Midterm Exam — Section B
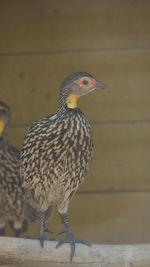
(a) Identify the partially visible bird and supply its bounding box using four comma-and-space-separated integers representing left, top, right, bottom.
0, 101, 27, 237
21, 71, 104, 260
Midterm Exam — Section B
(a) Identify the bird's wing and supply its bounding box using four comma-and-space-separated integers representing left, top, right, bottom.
20, 114, 72, 188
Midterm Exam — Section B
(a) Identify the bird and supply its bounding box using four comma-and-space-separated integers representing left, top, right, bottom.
0, 100, 27, 237
20, 71, 104, 261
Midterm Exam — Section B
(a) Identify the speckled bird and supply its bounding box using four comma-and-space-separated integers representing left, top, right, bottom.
0, 101, 27, 237
20, 71, 104, 260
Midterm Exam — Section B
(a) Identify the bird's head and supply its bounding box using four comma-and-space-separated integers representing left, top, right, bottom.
59, 71, 105, 109
0, 101, 10, 137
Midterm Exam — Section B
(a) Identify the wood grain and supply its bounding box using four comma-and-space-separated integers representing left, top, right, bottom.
1, 49, 150, 125
0, 0, 150, 54
1, 237, 150, 267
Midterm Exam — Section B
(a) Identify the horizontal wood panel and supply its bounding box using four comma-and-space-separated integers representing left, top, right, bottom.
1, 49, 150, 125
9, 122, 150, 191
0, 0, 150, 54
5, 193, 150, 243
89, 122, 150, 191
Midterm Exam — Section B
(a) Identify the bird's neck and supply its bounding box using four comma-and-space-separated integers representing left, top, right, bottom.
66, 94, 79, 109
59, 90, 80, 111
0, 119, 5, 136
0, 119, 9, 143
57, 99, 81, 119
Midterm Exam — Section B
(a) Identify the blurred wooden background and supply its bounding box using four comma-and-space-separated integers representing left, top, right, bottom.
0, 0, 150, 244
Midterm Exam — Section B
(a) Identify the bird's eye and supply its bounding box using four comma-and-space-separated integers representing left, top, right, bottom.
82, 80, 89, 85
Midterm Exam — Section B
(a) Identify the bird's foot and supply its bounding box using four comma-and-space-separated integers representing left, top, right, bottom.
49, 227, 65, 241
43, 226, 53, 234
39, 233, 45, 247
56, 230, 91, 261
39, 226, 53, 247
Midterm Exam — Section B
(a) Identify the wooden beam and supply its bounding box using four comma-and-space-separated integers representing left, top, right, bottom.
0, 237, 150, 267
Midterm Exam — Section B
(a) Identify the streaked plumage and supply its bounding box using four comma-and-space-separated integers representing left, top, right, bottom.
0, 101, 27, 236
21, 71, 104, 260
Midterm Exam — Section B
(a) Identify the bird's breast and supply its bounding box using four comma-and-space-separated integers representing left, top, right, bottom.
21, 110, 94, 195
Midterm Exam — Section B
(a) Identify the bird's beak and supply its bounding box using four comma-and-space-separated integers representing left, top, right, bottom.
96, 80, 105, 90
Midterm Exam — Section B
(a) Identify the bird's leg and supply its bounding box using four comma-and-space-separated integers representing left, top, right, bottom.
39, 211, 46, 247
39, 211, 53, 247
9, 219, 28, 237
56, 213, 91, 261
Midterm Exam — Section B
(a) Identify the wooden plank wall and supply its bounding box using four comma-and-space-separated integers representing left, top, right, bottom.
0, 0, 150, 244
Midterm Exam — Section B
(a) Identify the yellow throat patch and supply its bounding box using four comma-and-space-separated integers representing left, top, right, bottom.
0, 119, 4, 136
66, 94, 79, 109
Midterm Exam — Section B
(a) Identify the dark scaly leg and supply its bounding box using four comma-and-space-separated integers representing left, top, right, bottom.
56, 213, 91, 261
39, 211, 46, 247
39, 211, 53, 247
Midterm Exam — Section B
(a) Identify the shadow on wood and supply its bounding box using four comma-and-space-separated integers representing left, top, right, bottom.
0, 237, 150, 267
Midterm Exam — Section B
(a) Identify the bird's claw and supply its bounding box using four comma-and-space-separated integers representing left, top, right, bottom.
39, 226, 53, 247
56, 234, 75, 261
57, 227, 66, 236
39, 234, 45, 247
56, 231, 91, 261
44, 226, 53, 234
49, 227, 65, 241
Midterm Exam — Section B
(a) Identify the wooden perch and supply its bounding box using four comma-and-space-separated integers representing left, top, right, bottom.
0, 237, 150, 267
